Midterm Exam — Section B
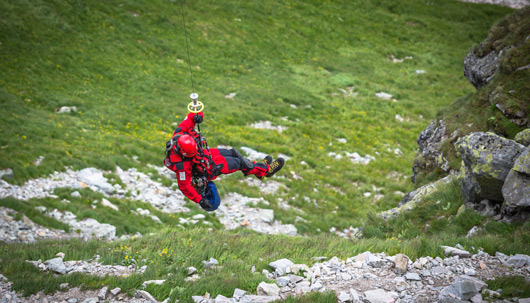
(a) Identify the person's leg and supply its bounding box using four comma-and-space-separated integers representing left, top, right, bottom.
216, 148, 269, 178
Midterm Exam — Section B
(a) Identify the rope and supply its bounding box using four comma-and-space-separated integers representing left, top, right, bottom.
180, 0, 194, 93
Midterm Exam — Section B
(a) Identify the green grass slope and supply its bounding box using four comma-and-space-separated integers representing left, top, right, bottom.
0, 0, 514, 234
2, 1, 530, 301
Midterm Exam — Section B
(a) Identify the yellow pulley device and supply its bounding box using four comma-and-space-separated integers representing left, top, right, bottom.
188, 93, 204, 113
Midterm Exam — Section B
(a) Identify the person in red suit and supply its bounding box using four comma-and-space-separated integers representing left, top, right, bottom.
164, 111, 285, 210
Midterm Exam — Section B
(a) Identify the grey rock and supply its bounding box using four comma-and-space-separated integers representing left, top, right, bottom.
405, 272, 421, 281
71, 191, 81, 198
77, 168, 115, 194
394, 277, 407, 292
0, 168, 14, 180
269, 258, 294, 275
142, 279, 166, 288
506, 254, 529, 268
364, 289, 395, 303
214, 294, 231, 303
44, 257, 67, 274
412, 119, 449, 183
98, 287, 108, 300
464, 268, 477, 276
67, 299, 78, 303
350, 289, 361, 302
233, 288, 246, 299
81, 298, 99, 303
257, 282, 280, 296
442, 246, 471, 258
466, 226, 483, 238
515, 129, 530, 147
57, 106, 78, 113
366, 253, 385, 268
192, 296, 205, 303
439, 280, 479, 302
455, 275, 487, 291
138, 290, 157, 303
276, 277, 290, 287
513, 146, 530, 175
338, 291, 351, 302
72, 218, 116, 240
393, 254, 409, 274
310, 281, 323, 291
110, 287, 121, 296
188, 266, 197, 276
259, 209, 274, 224
202, 258, 218, 268
464, 43, 498, 89
381, 175, 454, 219
476, 199, 498, 217
470, 293, 483, 303
456, 132, 525, 204
502, 147, 530, 209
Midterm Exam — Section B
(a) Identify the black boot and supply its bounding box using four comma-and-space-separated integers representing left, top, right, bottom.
266, 158, 285, 178
261, 155, 273, 166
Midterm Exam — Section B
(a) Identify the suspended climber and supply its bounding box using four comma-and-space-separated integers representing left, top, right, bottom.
164, 94, 285, 211
165, 5, 284, 210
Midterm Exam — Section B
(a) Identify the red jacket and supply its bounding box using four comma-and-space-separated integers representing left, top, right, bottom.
164, 112, 208, 203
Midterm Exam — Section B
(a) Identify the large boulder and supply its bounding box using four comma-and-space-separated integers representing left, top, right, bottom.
456, 132, 525, 205
501, 146, 530, 221
464, 42, 498, 89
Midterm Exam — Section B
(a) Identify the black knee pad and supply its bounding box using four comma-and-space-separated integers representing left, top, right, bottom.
232, 148, 254, 170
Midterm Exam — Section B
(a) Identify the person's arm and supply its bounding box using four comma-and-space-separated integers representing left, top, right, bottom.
174, 112, 204, 136
176, 162, 202, 203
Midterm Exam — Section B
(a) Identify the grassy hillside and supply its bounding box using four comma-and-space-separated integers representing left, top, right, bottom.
2, 1, 529, 301
0, 0, 514, 234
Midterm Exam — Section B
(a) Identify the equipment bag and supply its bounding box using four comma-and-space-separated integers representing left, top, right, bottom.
202, 181, 221, 211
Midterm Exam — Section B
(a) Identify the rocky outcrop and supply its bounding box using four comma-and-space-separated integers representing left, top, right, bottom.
464, 42, 499, 89
455, 132, 525, 205
412, 120, 452, 183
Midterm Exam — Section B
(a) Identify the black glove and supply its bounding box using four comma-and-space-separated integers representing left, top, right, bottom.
199, 198, 213, 211
193, 114, 203, 124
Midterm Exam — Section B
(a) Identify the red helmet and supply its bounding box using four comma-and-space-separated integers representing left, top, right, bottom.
177, 134, 197, 157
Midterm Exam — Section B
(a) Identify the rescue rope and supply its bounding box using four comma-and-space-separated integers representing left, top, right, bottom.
179, 0, 194, 93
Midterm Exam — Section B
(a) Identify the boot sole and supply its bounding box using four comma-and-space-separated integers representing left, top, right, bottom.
266, 158, 285, 178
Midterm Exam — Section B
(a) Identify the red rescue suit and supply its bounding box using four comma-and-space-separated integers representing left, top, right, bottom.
164, 112, 268, 203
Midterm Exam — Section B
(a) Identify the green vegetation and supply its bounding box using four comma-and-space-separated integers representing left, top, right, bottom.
486, 276, 530, 299
1, 0, 528, 301
0, 0, 513, 234
2, 220, 529, 302
429, 7, 530, 177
